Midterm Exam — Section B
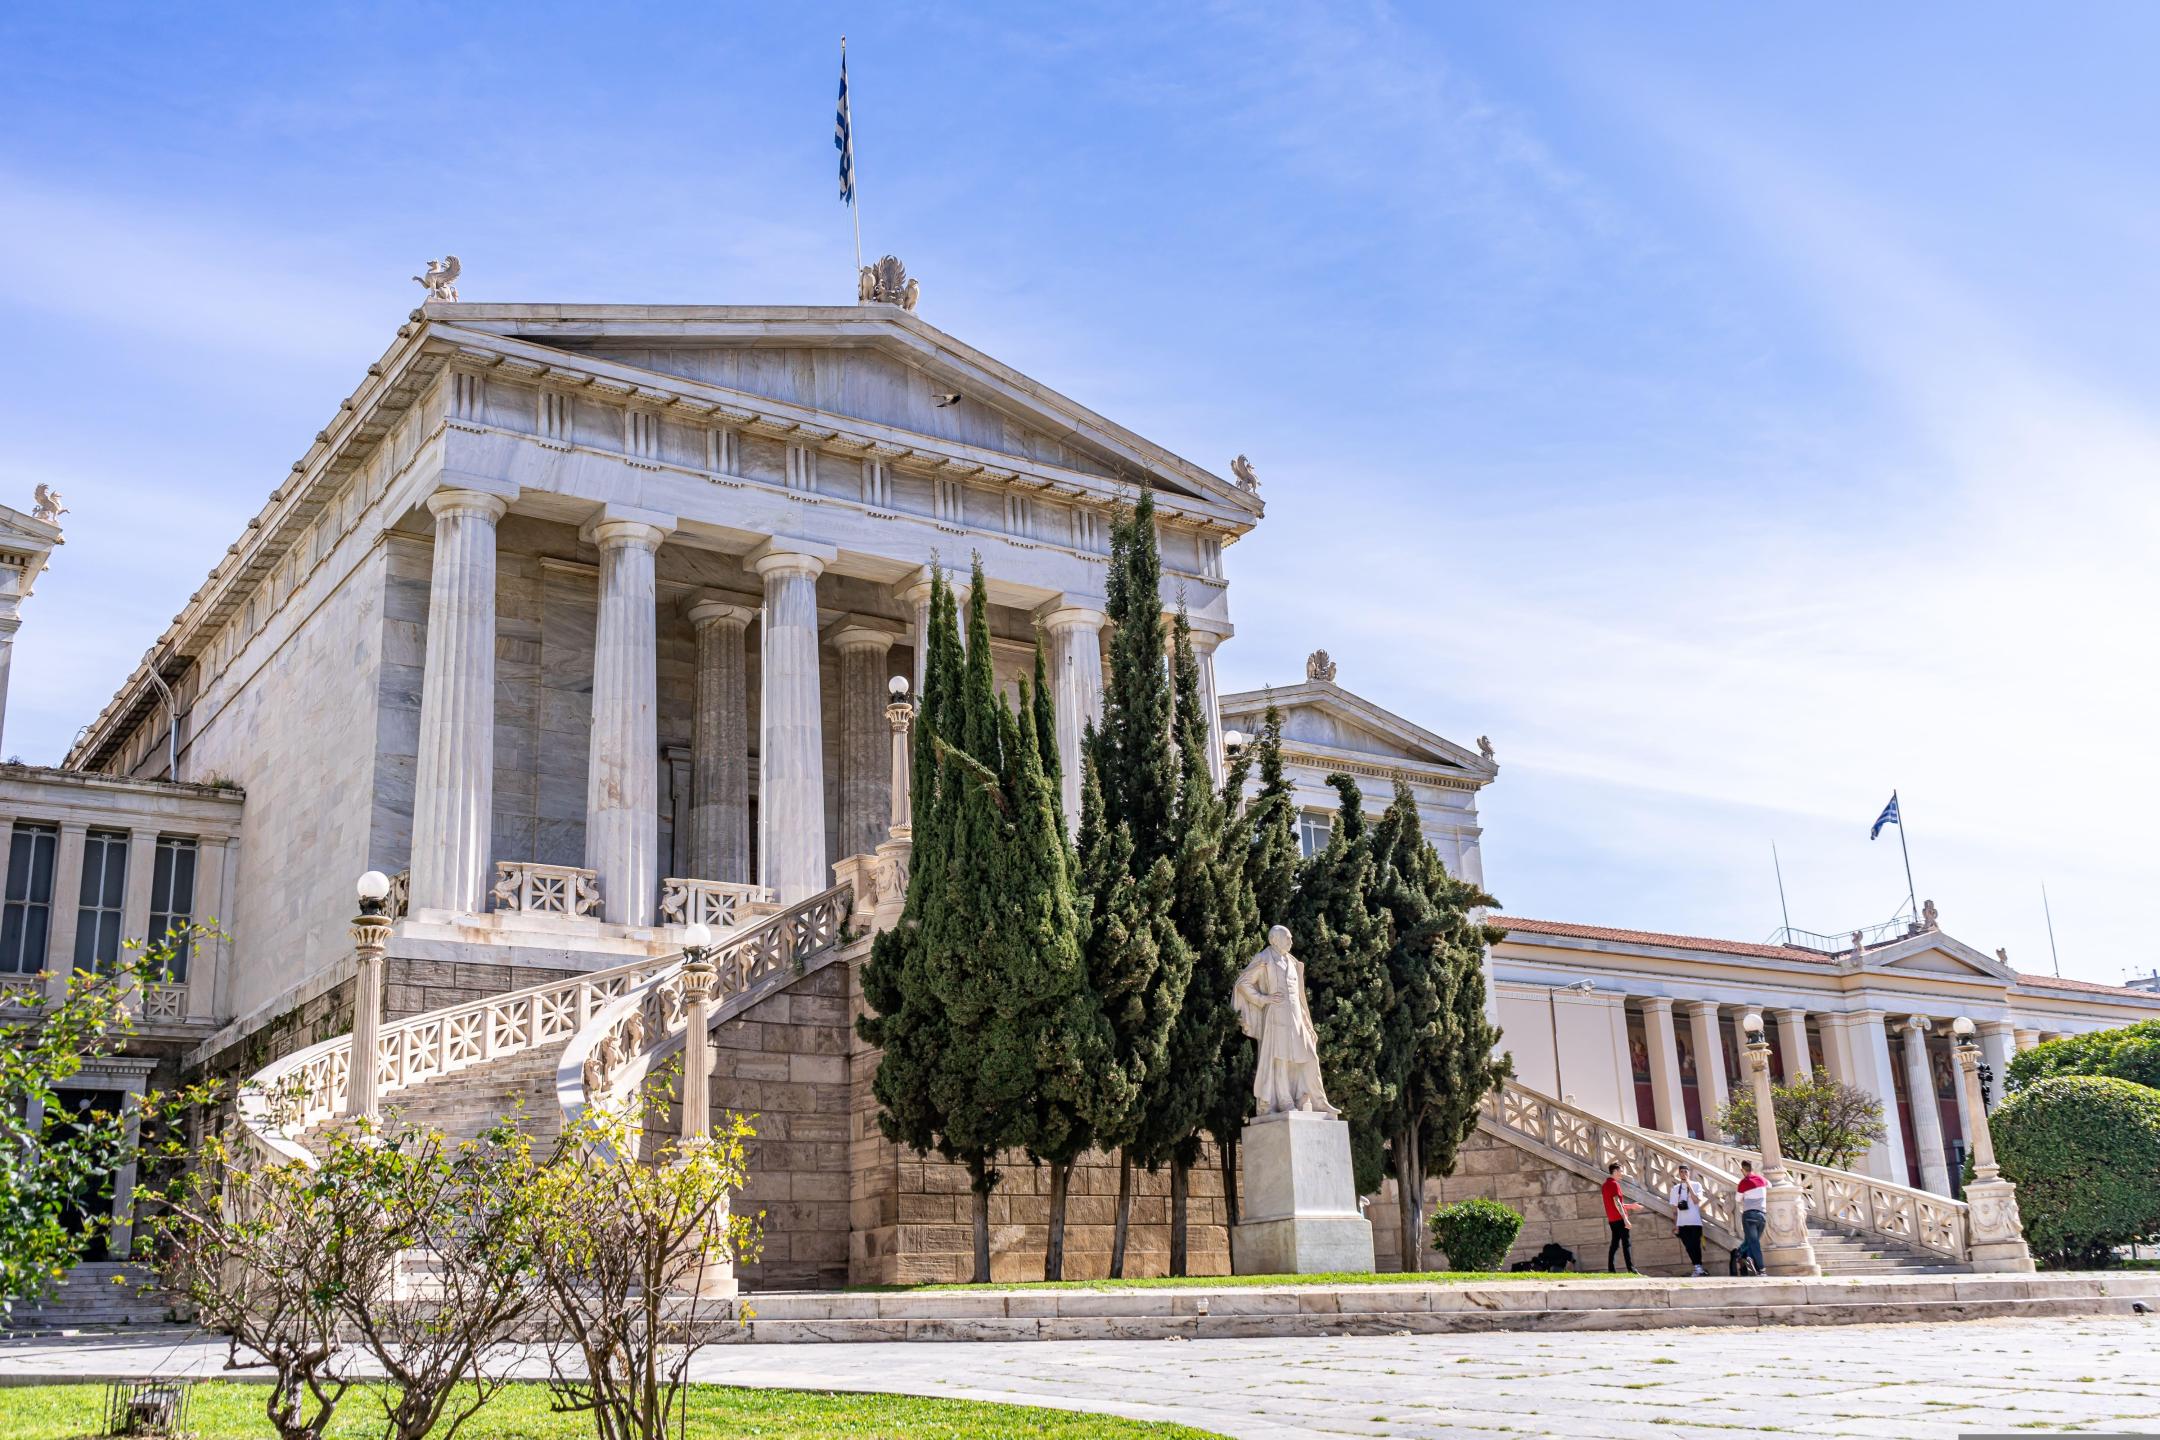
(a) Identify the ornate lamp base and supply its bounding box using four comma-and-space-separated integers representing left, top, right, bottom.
1761, 1180, 1821, 1277
1963, 1178, 2038, 1273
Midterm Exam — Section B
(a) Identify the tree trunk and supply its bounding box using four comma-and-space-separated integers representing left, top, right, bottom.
1220, 1134, 1240, 1228
1397, 1125, 1423, 1273
1108, 1148, 1133, 1278
1169, 1154, 1190, 1277
1045, 1160, 1071, 1281
968, 1155, 993, 1284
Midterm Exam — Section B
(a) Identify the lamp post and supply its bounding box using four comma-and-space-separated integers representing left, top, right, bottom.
1741, 1010, 1820, 1275
678, 921, 715, 1146
346, 870, 394, 1122
1950, 1017, 2037, 1271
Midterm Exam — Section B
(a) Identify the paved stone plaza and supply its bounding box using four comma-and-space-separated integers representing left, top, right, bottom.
4, 1316, 2152, 1437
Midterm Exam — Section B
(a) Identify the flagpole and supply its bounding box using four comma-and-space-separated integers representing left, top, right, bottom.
2042, 882, 2062, 977
1893, 790, 1918, 923
1771, 842, 1792, 938
843, 36, 862, 275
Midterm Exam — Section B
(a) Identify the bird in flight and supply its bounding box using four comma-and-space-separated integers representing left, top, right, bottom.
933, 392, 962, 408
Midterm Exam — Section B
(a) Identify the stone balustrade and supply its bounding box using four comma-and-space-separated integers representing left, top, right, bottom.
491, 860, 602, 919
235, 952, 676, 1166
559, 882, 854, 1135
658, 876, 771, 930
1663, 1133, 1970, 1263
1484, 1079, 1743, 1248
0, 974, 38, 1009
385, 868, 411, 920
139, 983, 188, 1022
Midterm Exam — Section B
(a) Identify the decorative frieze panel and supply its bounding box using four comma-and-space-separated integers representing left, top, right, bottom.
1003, 492, 1034, 537
449, 371, 486, 422
625, 410, 661, 463
490, 860, 602, 919
706, 426, 738, 474
933, 477, 964, 524
139, 983, 188, 1022
861, 458, 892, 508
784, 443, 817, 492
658, 877, 771, 930
1071, 507, 1103, 552
538, 390, 573, 446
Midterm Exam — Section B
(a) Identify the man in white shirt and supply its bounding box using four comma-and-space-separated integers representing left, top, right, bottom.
1668, 1164, 1707, 1277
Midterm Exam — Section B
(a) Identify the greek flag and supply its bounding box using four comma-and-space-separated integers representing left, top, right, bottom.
1870, 793, 1900, 841
835, 47, 856, 205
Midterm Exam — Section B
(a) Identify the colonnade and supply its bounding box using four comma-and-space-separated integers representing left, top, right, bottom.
403, 491, 1157, 921
1620, 994, 2060, 1196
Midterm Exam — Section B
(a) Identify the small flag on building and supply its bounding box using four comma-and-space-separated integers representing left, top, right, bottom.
835, 43, 856, 206
1870, 792, 1900, 841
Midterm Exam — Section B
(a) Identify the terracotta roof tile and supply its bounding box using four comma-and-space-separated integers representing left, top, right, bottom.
1490, 916, 1831, 965
2014, 972, 2160, 1003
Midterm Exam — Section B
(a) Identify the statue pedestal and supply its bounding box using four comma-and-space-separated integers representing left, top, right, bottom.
1230, 1111, 1375, 1276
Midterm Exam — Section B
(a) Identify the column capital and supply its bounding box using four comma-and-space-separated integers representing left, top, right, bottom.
1639, 994, 1675, 1015
1901, 1014, 1935, 1035
1037, 597, 1109, 631
1680, 998, 1721, 1017
1780, 1005, 1809, 1019
827, 621, 898, 655
750, 536, 837, 580
1978, 1018, 2018, 1038
895, 562, 972, 604
684, 591, 757, 630
582, 506, 675, 551
426, 487, 511, 524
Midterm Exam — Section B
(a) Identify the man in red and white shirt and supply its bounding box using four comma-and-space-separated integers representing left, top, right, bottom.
1735, 1159, 1770, 1275
1600, 1161, 1639, 1274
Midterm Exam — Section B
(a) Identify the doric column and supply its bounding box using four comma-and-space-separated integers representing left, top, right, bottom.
1683, 1000, 1729, 1132
1978, 1021, 2017, 1111
1038, 600, 1107, 834
900, 566, 969, 699
1640, 998, 1685, 1134
1841, 1012, 1911, 1185
1776, 1009, 1812, 1077
1900, 1017, 1952, 1194
832, 625, 896, 861
584, 512, 672, 926
1189, 629, 1225, 784
752, 539, 836, 903
409, 488, 508, 914
685, 596, 754, 884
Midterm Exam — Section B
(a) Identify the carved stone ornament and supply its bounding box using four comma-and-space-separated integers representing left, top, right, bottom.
1231, 454, 1260, 493
31, 484, 66, 523
857, 255, 920, 312
1477, 735, 1495, 761
412, 255, 461, 303
1304, 649, 1337, 684
1922, 898, 1939, 930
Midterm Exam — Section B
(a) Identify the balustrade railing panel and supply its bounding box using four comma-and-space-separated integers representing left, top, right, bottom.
658, 877, 771, 930
1659, 1131, 1968, 1261
491, 861, 602, 918
1483, 1080, 1743, 1244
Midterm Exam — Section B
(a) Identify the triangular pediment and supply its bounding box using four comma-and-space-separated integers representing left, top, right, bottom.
434, 305, 1260, 520
0, 500, 62, 592
1862, 931, 2015, 982
1221, 679, 1496, 784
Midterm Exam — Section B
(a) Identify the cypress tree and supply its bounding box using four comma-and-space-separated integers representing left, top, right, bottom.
1143, 606, 1261, 1273
1368, 782, 1510, 1269
1289, 774, 1397, 1196
1078, 489, 1191, 1276
1245, 705, 1301, 931
861, 559, 1098, 1283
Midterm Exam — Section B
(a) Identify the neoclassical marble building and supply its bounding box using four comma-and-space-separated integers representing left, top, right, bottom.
8, 275, 2155, 1298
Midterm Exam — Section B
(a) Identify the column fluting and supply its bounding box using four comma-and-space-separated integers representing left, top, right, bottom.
833, 626, 895, 862
584, 518, 668, 925
686, 598, 754, 884
755, 546, 829, 903
409, 488, 508, 914
1900, 1017, 1953, 1194
1040, 603, 1107, 834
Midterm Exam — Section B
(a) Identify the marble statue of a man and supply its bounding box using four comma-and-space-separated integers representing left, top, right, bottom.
1233, 925, 1337, 1117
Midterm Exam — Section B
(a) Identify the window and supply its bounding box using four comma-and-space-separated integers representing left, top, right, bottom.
0, 824, 57, 975
73, 831, 129, 973
147, 837, 198, 982
1297, 811, 1334, 859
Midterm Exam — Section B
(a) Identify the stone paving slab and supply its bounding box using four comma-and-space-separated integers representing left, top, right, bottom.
4, 1315, 2158, 1437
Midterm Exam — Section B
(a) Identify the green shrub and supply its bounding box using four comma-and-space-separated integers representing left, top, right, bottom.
2006, 1020, 2160, 1095
1992, 1075, 2160, 1268
1427, 1197, 1523, 1271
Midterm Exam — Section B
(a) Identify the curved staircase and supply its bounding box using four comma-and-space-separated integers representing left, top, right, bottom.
1482, 1080, 1977, 1276
239, 883, 857, 1167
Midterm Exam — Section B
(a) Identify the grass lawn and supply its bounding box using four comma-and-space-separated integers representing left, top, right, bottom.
0, 1382, 1222, 1440
854, 1269, 1621, 1292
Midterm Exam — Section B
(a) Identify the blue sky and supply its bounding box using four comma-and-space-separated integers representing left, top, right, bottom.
3, 4, 2155, 985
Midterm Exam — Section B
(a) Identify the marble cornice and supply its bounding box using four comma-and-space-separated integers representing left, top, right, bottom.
1277, 745, 1486, 794
424, 322, 1256, 538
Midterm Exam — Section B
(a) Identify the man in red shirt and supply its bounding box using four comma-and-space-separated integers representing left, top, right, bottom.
1735, 1159, 1770, 1275
1600, 1161, 1638, 1273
